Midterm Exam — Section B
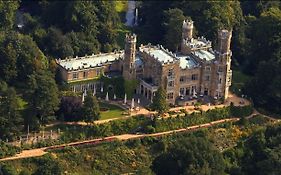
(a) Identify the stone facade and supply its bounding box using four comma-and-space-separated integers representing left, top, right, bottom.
56, 19, 232, 106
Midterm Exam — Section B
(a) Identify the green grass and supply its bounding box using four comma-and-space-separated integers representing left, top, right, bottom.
115, 1, 128, 13
115, 1, 128, 24
99, 102, 126, 120
230, 70, 252, 95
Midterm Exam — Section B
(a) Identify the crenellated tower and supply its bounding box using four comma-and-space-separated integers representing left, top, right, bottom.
123, 33, 137, 80
182, 19, 193, 40
181, 19, 194, 54
213, 29, 232, 99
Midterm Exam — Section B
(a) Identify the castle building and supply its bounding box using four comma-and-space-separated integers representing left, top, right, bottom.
56, 20, 232, 105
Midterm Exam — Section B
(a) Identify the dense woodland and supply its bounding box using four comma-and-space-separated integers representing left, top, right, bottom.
0, 1, 281, 174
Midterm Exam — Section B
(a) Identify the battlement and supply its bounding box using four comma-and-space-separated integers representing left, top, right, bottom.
218, 29, 232, 39
125, 33, 137, 43
217, 29, 232, 54
139, 44, 178, 65
56, 51, 124, 71
182, 19, 194, 29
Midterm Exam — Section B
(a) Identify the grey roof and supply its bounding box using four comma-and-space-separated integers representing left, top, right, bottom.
193, 50, 215, 61
176, 54, 198, 69
140, 45, 177, 64
57, 51, 124, 70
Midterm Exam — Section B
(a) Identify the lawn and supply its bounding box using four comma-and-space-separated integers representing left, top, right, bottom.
115, 1, 128, 13
99, 102, 126, 120
230, 70, 252, 95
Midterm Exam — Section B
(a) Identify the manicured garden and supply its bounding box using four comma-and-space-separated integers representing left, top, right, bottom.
99, 102, 126, 120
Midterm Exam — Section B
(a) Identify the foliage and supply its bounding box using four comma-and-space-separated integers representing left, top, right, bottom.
230, 102, 253, 117
225, 123, 281, 175
0, 1, 19, 30
0, 86, 23, 140
0, 32, 48, 84
33, 155, 63, 175
124, 79, 138, 99
152, 87, 169, 115
0, 141, 21, 159
26, 71, 60, 125
100, 75, 125, 98
151, 136, 225, 175
57, 96, 83, 122
82, 95, 100, 124
163, 8, 186, 51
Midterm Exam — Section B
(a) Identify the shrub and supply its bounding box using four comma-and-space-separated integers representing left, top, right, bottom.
230, 103, 253, 117
0, 141, 22, 159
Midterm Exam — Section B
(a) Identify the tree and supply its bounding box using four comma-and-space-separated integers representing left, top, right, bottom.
0, 37, 18, 82
152, 136, 225, 175
0, 1, 19, 30
0, 86, 23, 140
44, 27, 74, 58
64, 1, 99, 35
152, 87, 169, 115
0, 32, 48, 84
163, 8, 186, 51
82, 95, 100, 124
26, 71, 60, 125
57, 96, 83, 122
34, 156, 63, 175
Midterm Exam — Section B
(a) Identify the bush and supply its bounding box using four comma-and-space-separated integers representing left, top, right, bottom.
0, 164, 17, 175
230, 103, 253, 117
0, 141, 22, 159
144, 125, 156, 134
33, 155, 63, 175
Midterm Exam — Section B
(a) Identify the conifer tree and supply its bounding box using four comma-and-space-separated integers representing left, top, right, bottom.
152, 87, 169, 115
82, 95, 100, 124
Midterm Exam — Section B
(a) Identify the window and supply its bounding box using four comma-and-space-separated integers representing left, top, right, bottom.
73, 72, 78, 79
168, 69, 174, 77
96, 69, 101, 76
180, 88, 185, 95
83, 71, 88, 78
205, 75, 210, 81
167, 93, 174, 99
205, 66, 211, 72
219, 78, 222, 84
191, 74, 198, 80
168, 81, 174, 87
180, 76, 185, 83
218, 66, 223, 72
